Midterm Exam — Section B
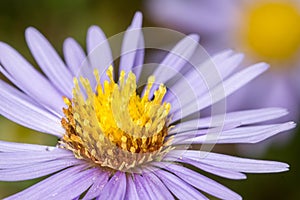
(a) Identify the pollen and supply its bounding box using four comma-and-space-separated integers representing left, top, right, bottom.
59, 66, 172, 172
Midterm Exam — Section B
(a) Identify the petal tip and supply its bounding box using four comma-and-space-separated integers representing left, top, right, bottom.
187, 34, 200, 43
87, 25, 102, 36
25, 26, 39, 38
259, 62, 270, 70
133, 11, 143, 22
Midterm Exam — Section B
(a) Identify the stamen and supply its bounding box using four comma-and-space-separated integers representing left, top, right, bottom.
59, 66, 172, 172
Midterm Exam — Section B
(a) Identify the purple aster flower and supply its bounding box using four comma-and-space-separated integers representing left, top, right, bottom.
0, 12, 296, 199
145, 0, 300, 121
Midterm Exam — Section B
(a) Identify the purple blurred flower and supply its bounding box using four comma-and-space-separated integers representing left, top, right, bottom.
0, 12, 296, 199
145, 0, 300, 121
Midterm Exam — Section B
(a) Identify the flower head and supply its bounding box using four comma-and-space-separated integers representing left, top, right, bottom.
145, 0, 300, 120
145, 0, 300, 156
243, 2, 300, 60
60, 66, 171, 172
146, 0, 300, 62
0, 12, 296, 199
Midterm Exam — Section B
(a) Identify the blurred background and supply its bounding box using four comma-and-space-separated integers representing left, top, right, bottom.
0, 0, 299, 199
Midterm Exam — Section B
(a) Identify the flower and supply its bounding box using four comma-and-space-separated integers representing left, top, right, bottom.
0, 12, 296, 199
145, 0, 300, 120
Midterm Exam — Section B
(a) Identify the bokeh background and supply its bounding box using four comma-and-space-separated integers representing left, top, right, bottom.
0, 0, 299, 199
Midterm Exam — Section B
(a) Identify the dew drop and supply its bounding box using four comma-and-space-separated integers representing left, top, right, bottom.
46, 146, 56, 151
51, 192, 58, 197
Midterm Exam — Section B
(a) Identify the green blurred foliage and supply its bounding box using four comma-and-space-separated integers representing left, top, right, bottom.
0, 0, 143, 60
0, 0, 299, 199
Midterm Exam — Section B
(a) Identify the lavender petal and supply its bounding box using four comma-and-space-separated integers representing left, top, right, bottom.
170, 107, 289, 133
143, 172, 175, 200
163, 163, 242, 200
173, 122, 295, 145
86, 25, 113, 84
82, 171, 110, 200
4, 164, 88, 200
153, 169, 209, 200
167, 150, 290, 173
63, 37, 87, 77
171, 62, 269, 121
0, 80, 64, 136
25, 27, 73, 97
147, 34, 199, 98
0, 43, 64, 115
0, 158, 83, 181
97, 171, 126, 200
124, 175, 139, 200
119, 12, 144, 77
0, 148, 73, 166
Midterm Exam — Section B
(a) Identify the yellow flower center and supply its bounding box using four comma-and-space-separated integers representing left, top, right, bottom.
59, 66, 172, 172
243, 2, 300, 61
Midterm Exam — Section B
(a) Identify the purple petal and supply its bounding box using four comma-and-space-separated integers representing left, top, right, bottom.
124, 175, 139, 199
185, 52, 243, 93
0, 43, 64, 115
171, 62, 269, 121
63, 37, 87, 76
119, 12, 144, 78
86, 25, 113, 84
25, 27, 73, 97
171, 107, 289, 133
167, 150, 290, 173
4, 164, 89, 200
162, 154, 246, 180
210, 49, 234, 64
170, 122, 240, 143
163, 163, 242, 200
176, 158, 247, 180
0, 158, 83, 181
173, 122, 295, 145
143, 172, 175, 199
164, 51, 243, 120
153, 169, 209, 200
132, 34, 145, 82
147, 34, 199, 98
133, 174, 153, 200
0, 141, 52, 152
0, 148, 73, 166
52, 167, 100, 200
209, 51, 242, 80
82, 171, 110, 200
97, 171, 127, 200
0, 80, 64, 137
216, 53, 244, 79
203, 62, 268, 108
164, 50, 240, 105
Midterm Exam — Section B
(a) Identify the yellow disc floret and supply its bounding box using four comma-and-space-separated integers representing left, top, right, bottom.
244, 2, 300, 60
60, 66, 172, 172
